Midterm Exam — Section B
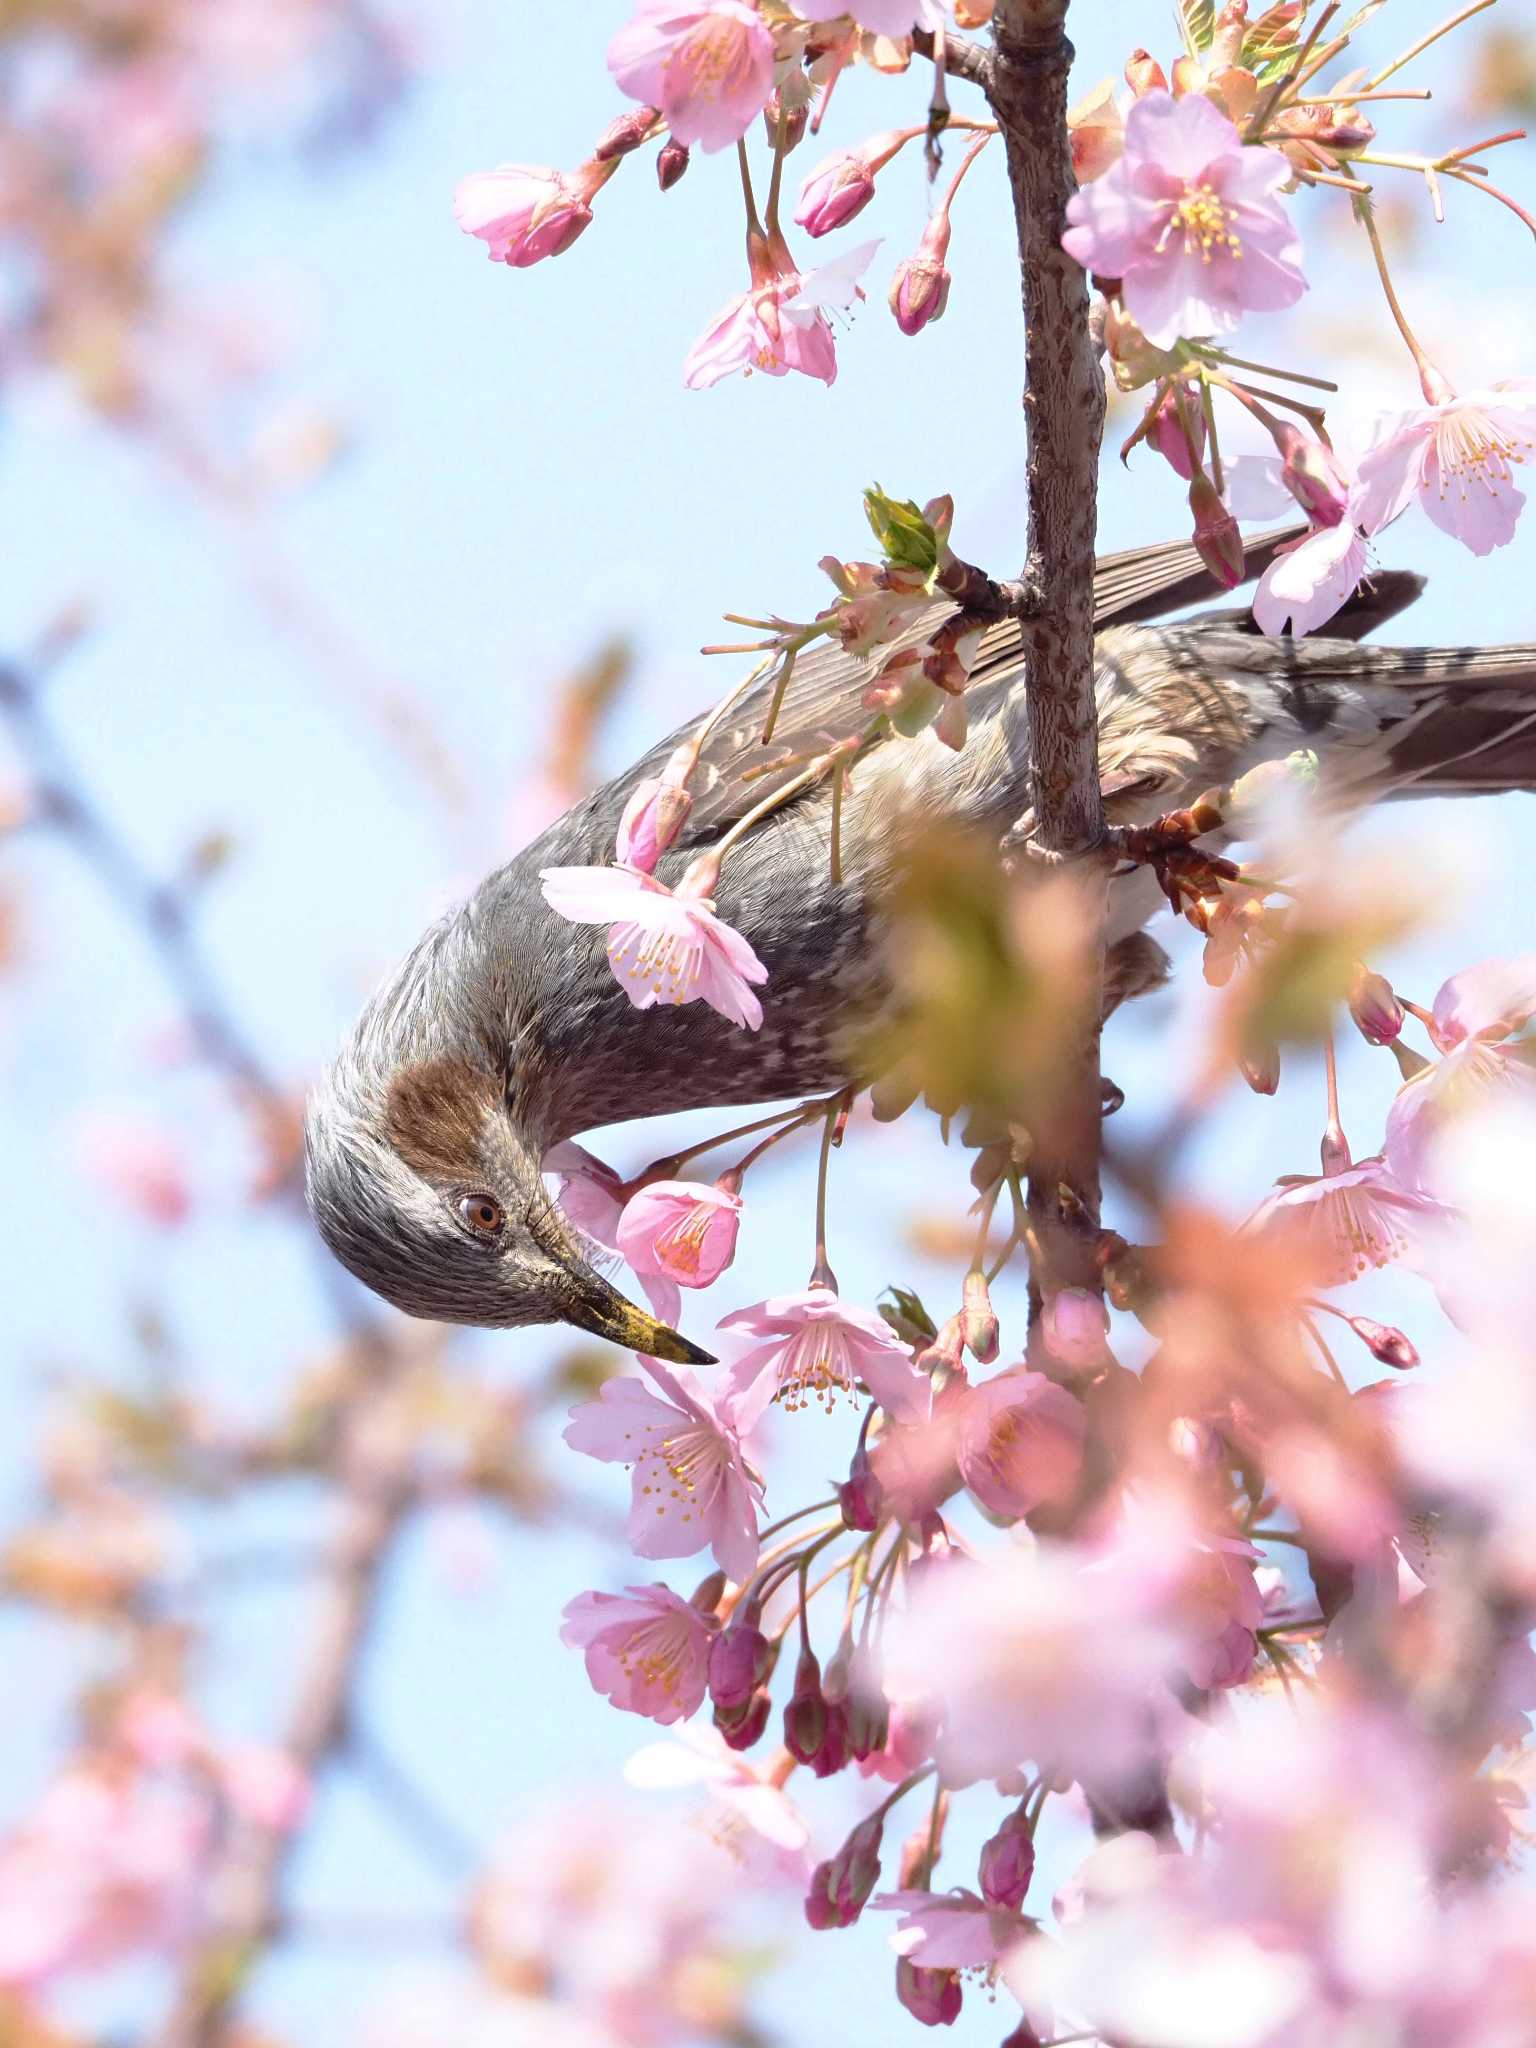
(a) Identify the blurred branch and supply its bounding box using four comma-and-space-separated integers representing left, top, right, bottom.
155, 1371, 415, 2048
347, 1723, 484, 1880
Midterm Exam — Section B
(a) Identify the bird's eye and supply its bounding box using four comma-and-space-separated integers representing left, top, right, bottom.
456, 1192, 506, 1237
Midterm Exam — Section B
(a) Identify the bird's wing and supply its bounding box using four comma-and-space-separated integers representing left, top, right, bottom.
527, 525, 1306, 867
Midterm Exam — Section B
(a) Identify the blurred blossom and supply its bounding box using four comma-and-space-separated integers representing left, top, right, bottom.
882, 1537, 1188, 1790
954, 1369, 1085, 1519
1385, 955, 1536, 1191
0, 1769, 207, 1989
608, 2, 775, 155
624, 1725, 814, 1882
1242, 1155, 1456, 1291
74, 1112, 191, 1227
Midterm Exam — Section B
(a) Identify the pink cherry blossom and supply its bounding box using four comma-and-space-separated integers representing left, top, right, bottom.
76, 1113, 190, 1227
716, 1286, 933, 1429
1355, 379, 1536, 556
560, 1584, 714, 1724
683, 239, 877, 389
453, 162, 604, 268
624, 1724, 814, 1881
616, 1180, 743, 1328
1062, 90, 1305, 348
0, 1769, 207, 1988
871, 1886, 1032, 1979
609, 2, 775, 155
1251, 516, 1369, 638
808, 0, 952, 30
540, 862, 768, 1028
1243, 1153, 1456, 1287
954, 1370, 1085, 1518
564, 1365, 763, 1582
881, 1541, 1188, 1790
1385, 955, 1536, 1191
543, 1139, 627, 1252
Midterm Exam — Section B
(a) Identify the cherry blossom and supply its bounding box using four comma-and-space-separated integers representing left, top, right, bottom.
76, 1113, 191, 1227
624, 1724, 814, 1881
608, 1, 775, 155
871, 1887, 1033, 1990
1062, 90, 1305, 348
454, 162, 607, 268
540, 861, 768, 1028
954, 1370, 1085, 1519
792, 0, 952, 30
1243, 1154, 1456, 1288
1385, 955, 1536, 1191
544, 1139, 627, 1251
888, 215, 951, 336
1355, 378, 1536, 557
616, 1179, 743, 1325
1251, 515, 1370, 638
560, 1584, 714, 1724
683, 239, 877, 389
564, 1364, 762, 1582
716, 1286, 933, 1427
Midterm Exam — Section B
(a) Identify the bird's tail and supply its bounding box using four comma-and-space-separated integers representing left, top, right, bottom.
1172, 624, 1536, 801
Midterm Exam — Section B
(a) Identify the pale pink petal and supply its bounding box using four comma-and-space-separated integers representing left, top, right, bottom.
1433, 954, 1536, 1044
539, 863, 651, 921
1252, 520, 1365, 638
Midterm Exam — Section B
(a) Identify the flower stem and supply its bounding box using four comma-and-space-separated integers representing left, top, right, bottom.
1356, 197, 1439, 393
736, 137, 763, 240
810, 1095, 841, 1291
829, 755, 846, 887
1367, 0, 1496, 91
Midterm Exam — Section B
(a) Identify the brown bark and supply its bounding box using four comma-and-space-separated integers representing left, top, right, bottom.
987, 1, 1110, 1312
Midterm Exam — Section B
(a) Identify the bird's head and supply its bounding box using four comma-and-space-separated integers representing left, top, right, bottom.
304, 1049, 713, 1364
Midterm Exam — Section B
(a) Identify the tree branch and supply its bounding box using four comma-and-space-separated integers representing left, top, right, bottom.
911, 26, 995, 88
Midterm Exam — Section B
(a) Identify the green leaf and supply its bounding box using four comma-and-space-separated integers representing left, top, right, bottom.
863, 485, 940, 581
1178, 0, 1216, 56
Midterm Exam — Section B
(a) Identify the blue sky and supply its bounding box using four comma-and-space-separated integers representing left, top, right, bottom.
2, 2, 1534, 2040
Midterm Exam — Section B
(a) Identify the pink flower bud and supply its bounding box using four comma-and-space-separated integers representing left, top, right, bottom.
845, 1681, 890, 1762
917, 1314, 966, 1374
896, 1957, 962, 2027
708, 1615, 773, 1709
1239, 1039, 1281, 1095
978, 1804, 1035, 1911
1147, 386, 1204, 480
783, 1644, 828, 1763
1125, 48, 1168, 95
1348, 966, 1404, 1046
763, 88, 808, 152
839, 1441, 884, 1531
796, 148, 877, 235
1274, 424, 1350, 528
809, 1700, 851, 1779
454, 162, 603, 269
1188, 474, 1245, 590
593, 106, 659, 160
615, 777, 694, 873
805, 1813, 884, 1929
889, 216, 952, 337
1213, 1, 1250, 67
1041, 1288, 1110, 1368
1347, 1316, 1419, 1370
715, 1687, 771, 1750
961, 1270, 999, 1365
657, 137, 690, 190
999, 2027, 1044, 2048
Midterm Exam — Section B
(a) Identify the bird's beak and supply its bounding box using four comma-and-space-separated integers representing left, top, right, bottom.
565, 1266, 717, 1367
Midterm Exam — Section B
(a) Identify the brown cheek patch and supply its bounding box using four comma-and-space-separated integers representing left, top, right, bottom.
385, 1058, 499, 1183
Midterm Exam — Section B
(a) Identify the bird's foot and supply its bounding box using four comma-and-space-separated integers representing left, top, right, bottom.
1105, 796, 1238, 916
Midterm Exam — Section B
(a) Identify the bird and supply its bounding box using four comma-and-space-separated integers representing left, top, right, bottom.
305, 527, 1536, 1362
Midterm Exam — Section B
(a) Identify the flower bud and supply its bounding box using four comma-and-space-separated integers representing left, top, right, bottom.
1189, 474, 1244, 590
615, 776, 694, 874
839, 1440, 884, 1531
783, 1644, 828, 1763
1273, 424, 1350, 528
1239, 1038, 1281, 1095
796, 148, 878, 237
690, 1568, 727, 1614
1171, 54, 1206, 97
896, 1956, 963, 2027
1125, 48, 1169, 95
845, 1681, 890, 1762
917, 1313, 966, 1375
978, 1803, 1036, 1911
1348, 966, 1404, 1046
1213, 1, 1250, 67
809, 1700, 851, 1778
1347, 1316, 1419, 1370
954, 0, 995, 22
593, 106, 659, 160
889, 216, 952, 337
454, 163, 601, 269
999, 2027, 1045, 2048
763, 87, 808, 152
961, 1269, 999, 1365
715, 1686, 772, 1751
1103, 301, 1183, 392
1227, 749, 1319, 816
805, 1812, 885, 1929
656, 138, 690, 190
1067, 76, 1125, 184
1148, 386, 1203, 480
708, 1615, 773, 1709
1041, 1288, 1109, 1368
